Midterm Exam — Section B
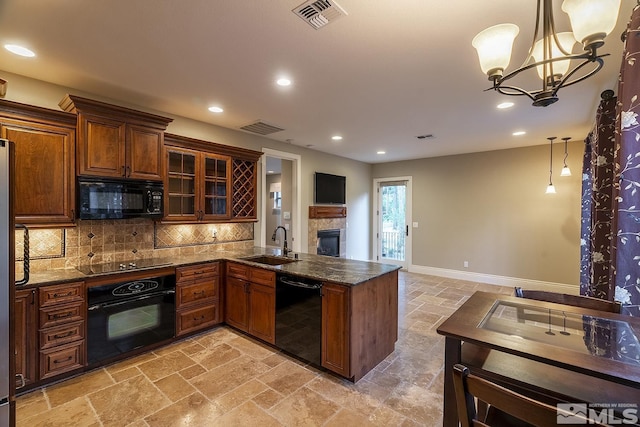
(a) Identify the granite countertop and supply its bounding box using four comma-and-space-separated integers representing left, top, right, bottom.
23, 247, 401, 288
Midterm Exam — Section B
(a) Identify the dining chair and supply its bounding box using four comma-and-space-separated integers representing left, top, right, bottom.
514, 287, 622, 313
452, 363, 608, 427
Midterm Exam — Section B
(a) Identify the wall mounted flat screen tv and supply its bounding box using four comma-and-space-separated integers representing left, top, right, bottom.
314, 172, 346, 205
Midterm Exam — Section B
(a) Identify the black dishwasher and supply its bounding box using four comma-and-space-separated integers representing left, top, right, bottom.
275, 274, 322, 366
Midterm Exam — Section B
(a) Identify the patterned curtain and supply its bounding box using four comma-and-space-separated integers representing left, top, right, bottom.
580, 93, 617, 300
579, 134, 593, 290
612, 4, 640, 316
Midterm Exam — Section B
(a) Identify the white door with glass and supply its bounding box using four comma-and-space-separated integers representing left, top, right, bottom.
374, 178, 411, 269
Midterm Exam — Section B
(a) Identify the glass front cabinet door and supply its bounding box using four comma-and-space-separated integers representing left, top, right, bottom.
165, 147, 231, 222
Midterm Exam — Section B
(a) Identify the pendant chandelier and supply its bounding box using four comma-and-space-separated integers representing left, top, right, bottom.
472, 0, 622, 107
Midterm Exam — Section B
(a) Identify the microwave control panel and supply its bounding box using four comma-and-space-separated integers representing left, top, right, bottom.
148, 191, 163, 213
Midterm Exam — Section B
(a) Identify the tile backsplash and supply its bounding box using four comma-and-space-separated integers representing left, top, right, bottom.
15, 219, 254, 274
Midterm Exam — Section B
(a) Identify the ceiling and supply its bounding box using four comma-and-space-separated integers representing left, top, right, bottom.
0, 0, 634, 164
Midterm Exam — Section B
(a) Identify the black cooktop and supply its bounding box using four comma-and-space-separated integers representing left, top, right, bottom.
76, 258, 172, 275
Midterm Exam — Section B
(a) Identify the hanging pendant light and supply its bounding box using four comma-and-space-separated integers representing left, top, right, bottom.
546, 137, 557, 194
560, 137, 572, 176
472, 0, 622, 107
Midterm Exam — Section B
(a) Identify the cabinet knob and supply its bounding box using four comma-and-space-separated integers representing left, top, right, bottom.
53, 355, 73, 364
53, 330, 75, 339
52, 312, 73, 320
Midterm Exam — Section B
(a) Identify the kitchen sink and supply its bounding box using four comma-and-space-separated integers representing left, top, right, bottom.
241, 255, 298, 266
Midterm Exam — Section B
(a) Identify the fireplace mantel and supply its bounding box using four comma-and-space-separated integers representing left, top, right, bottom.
308, 207, 346, 257
309, 206, 346, 219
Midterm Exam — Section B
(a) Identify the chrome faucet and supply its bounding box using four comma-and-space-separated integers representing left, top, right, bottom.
272, 226, 290, 256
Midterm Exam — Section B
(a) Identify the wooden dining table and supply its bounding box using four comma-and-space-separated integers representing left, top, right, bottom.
436, 291, 640, 427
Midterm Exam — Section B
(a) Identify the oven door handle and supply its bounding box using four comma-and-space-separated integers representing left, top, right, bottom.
278, 278, 322, 290
88, 289, 175, 310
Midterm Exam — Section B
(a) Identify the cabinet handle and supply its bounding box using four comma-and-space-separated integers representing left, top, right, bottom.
53, 355, 73, 364
122, 165, 126, 176
53, 291, 73, 298
15, 374, 25, 389
53, 331, 75, 339
126, 166, 131, 177
193, 290, 206, 298
193, 315, 206, 321
30, 289, 35, 305
51, 312, 73, 320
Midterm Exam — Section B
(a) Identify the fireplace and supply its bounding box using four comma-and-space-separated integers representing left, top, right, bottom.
317, 229, 340, 257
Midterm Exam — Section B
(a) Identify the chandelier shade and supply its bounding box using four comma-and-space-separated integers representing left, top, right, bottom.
472, 24, 520, 76
472, 0, 622, 107
531, 32, 577, 80
562, 0, 622, 47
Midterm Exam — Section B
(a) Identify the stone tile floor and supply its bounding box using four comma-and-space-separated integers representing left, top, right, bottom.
16, 271, 513, 426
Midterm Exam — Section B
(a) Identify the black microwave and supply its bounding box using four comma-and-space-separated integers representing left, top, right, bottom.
77, 177, 164, 220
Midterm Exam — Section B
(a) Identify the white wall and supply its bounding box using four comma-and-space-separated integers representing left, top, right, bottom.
372, 141, 584, 288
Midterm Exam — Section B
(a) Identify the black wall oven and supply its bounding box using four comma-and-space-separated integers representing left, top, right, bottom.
87, 273, 175, 366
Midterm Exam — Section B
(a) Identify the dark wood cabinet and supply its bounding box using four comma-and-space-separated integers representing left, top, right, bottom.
225, 262, 275, 344
175, 262, 222, 336
37, 281, 86, 380
14, 289, 37, 390
0, 100, 76, 227
322, 270, 398, 381
247, 283, 275, 343
165, 144, 231, 222
59, 94, 172, 181
321, 282, 350, 377
164, 133, 262, 223
225, 276, 250, 330
231, 158, 258, 221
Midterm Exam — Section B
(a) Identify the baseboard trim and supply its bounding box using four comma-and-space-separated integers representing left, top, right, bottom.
408, 265, 579, 295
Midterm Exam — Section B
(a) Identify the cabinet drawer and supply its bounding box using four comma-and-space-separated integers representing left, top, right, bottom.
176, 263, 219, 282
39, 302, 85, 328
39, 282, 85, 307
250, 268, 275, 287
176, 304, 220, 336
226, 262, 250, 280
177, 279, 219, 307
39, 321, 84, 349
40, 340, 85, 380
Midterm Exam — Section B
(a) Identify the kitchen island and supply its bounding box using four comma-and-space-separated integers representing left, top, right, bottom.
19, 249, 400, 388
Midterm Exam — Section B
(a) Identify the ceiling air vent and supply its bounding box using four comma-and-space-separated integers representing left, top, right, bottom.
239, 120, 285, 136
293, 0, 347, 30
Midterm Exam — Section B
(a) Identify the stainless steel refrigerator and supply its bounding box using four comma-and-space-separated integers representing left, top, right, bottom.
0, 138, 15, 427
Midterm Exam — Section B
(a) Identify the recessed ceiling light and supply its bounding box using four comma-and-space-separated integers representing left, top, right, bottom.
331, 135, 343, 141
377, 151, 386, 155
267, 170, 275, 174
208, 106, 223, 113
512, 131, 526, 136
497, 102, 514, 109
276, 78, 292, 87
4, 44, 35, 57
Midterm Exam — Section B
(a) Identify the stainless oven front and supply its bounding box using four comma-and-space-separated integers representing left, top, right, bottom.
87, 274, 175, 366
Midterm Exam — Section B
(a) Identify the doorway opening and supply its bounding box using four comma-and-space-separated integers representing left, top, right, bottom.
373, 177, 412, 269
260, 149, 302, 253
